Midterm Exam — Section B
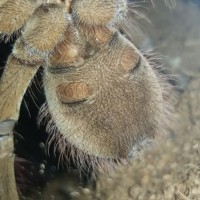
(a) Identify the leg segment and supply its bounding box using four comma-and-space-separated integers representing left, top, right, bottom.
0, 3, 72, 121
0, 37, 42, 199
22, 3, 70, 52
0, 4, 71, 198
0, 120, 18, 200
0, 0, 41, 36
71, 0, 127, 26
0, 55, 40, 121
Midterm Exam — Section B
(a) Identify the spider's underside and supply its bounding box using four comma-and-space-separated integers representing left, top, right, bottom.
0, 0, 173, 168
0, 0, 173, 199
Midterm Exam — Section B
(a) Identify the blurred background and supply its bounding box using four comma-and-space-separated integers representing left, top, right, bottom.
0, 0, 200, 199
133, 0, 200, 91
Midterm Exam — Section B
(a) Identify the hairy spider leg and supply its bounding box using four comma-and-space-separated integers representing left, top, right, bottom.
0, 0, 41, 37
0, 3, 73, 120
71, 0, 127, 26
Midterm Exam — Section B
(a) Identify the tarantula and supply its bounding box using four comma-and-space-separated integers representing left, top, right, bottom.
0, 0, 173, 199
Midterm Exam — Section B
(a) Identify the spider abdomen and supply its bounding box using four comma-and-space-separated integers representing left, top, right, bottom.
43, 33, 163, 159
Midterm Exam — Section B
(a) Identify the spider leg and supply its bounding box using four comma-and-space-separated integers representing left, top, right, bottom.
0, 0, 41, 37
22, 3, 71, 53
0, 3, 73, 119
0, 52, 41, 121
71, 0, 127, 45
0, 7, 72, 197
0, 36, 44, 200
0, 120, 19, 200
71, 0, 127, 26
